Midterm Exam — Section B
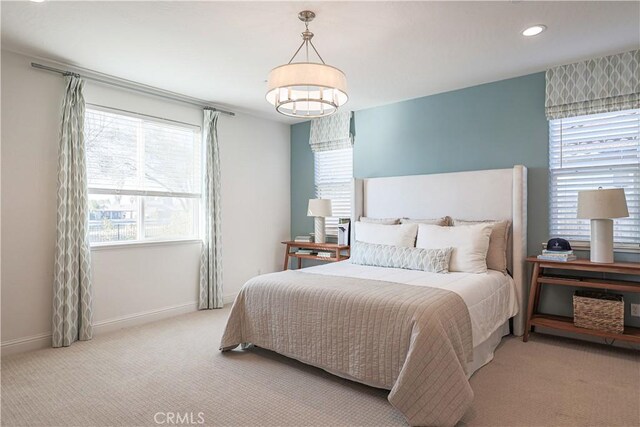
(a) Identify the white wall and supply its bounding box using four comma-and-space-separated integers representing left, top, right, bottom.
1, 50, 290, 355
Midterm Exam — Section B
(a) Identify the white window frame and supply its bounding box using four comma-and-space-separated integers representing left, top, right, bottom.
85, 105, 202, 248
314, 147, 354, 236
548, 108, 640, 253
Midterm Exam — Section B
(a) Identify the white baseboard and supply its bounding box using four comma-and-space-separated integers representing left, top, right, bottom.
0, 332, 54, 356
92, 301, 199, 335
223, 292, 238, 305
1, 295, 237, 357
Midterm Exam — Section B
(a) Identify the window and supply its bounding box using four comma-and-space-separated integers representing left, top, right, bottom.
549, 109, 639, 247
85, 107, 202, 245
314, 147, 353, 235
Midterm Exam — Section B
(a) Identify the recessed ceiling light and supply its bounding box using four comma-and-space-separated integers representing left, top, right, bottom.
522, 25, 547, 37
30, 0, 46, 2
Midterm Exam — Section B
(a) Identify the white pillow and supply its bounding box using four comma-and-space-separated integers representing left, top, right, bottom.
416, 223, 492, 273
452, 219, 511, 274
355, 222, 418, 247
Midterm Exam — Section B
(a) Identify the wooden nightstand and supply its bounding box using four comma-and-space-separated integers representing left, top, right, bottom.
282, 241, 350, 270
524, 257, 640, 344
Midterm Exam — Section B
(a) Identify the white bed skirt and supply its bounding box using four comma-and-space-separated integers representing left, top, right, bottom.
468, 320, 510, 377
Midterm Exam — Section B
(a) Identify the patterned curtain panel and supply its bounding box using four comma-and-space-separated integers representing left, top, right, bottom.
199, 110, 223, 309
52, 75, 94, 348
545, 49, 640, 120
309, 111, 354, 152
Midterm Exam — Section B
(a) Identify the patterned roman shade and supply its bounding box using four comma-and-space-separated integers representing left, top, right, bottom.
309, 111, 354, 152
545, 49, 640, 120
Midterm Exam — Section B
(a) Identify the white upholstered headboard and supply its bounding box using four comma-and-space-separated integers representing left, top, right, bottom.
351, 165, 528, 336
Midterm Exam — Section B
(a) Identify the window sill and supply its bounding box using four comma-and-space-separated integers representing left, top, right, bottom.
542, 241, 640, 254
91, 239, 203, 251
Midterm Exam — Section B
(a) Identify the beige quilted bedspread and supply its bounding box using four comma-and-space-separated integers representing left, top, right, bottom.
220, 270, 473, 427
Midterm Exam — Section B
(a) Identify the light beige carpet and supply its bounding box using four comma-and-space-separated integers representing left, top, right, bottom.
2, 306, 639, 427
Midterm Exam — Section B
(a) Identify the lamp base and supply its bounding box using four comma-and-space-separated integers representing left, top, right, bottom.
314, 217, 326, 244
590, 218, 614, 263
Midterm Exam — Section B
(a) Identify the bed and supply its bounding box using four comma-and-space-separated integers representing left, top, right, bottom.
221, 166, 528, 427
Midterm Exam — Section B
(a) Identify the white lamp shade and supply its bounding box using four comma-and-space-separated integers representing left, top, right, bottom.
307, 198, 332, 217
577, 188, 629, 219
266, 63, 348, 118
267, 63, 347, 95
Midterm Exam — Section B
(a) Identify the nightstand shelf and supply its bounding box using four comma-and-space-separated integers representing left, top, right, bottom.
524, 257, 640, 345
537, 276, 640, 293
282, 241, 350, 270
530, 314, 640, 344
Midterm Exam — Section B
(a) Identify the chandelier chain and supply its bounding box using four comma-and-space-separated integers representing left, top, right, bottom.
286, 15, 326, 65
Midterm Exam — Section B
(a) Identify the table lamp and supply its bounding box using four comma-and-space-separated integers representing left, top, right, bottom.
577, 188, 629, 263
307, 199, 332, 244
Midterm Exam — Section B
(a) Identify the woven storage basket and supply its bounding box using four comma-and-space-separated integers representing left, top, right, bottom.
573, 291, 624, 334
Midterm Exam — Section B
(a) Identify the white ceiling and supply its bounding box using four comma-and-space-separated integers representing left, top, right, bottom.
2, 1, 639, 123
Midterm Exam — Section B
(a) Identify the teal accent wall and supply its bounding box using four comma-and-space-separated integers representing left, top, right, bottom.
290, 72, 639, 329
290, 120, 315, 240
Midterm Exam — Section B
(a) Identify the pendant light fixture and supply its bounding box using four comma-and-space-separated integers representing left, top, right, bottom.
266, 10, 348, 118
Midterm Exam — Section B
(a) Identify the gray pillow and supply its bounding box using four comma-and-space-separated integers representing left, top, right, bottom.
360, 217, 401, 225
400, 216, 451, 226
350, 241, 452, 273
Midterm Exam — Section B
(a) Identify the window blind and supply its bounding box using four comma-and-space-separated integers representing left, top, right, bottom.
85, 108, 201, 196
84, 107, 202, 244
314, 147, 353, 235
549, 109, 640, 246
